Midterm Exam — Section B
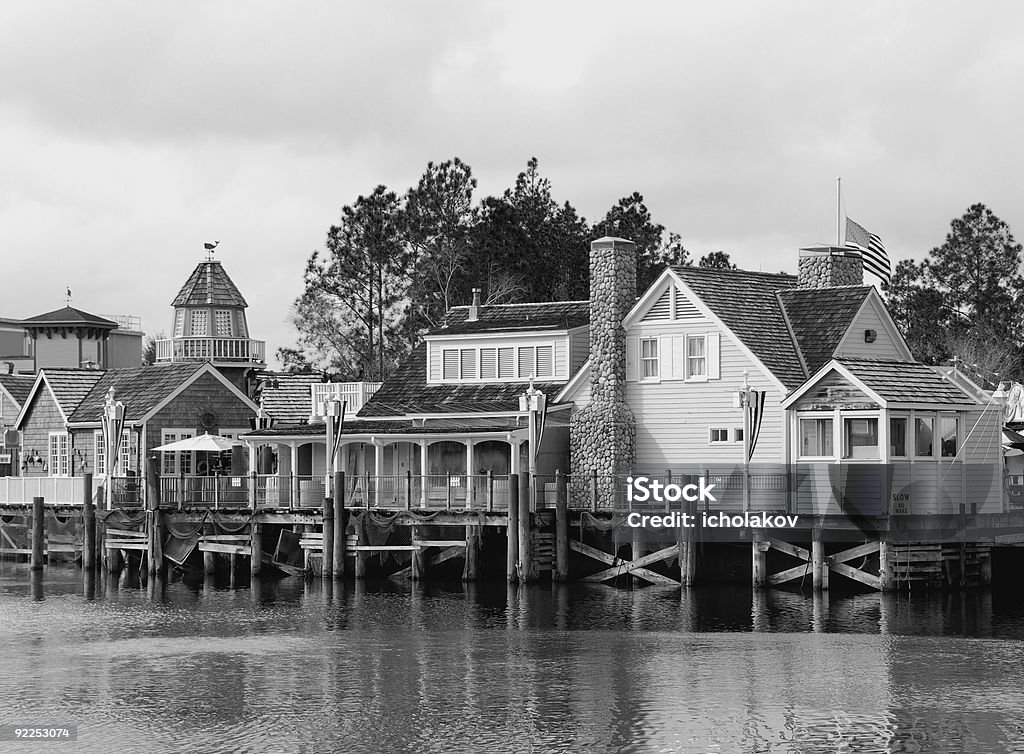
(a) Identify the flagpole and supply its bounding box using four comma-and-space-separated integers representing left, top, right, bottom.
836, 177, 842, 246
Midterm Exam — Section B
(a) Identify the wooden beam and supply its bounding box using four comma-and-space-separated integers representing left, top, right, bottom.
105, 528, 146, 538
350, 545, 418, 552
767, 563, 811, 586
571, 540, 680, 586
580, 545, 680, 581
829, 541, 880, 564
413, 540, 467, 548
827, 560, 881, 590
105, 539, 149, 550
199, 542, 252, 556
767, 538, 809, 562
199, 534, 251, 542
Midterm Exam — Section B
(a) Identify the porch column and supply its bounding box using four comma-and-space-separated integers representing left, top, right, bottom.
289, 442, 299, 506
374, 441, 384, 509
466, 440, 475, 509
510, 439, 521, 476
247, 442, 256, 475
419, 440, 428, 508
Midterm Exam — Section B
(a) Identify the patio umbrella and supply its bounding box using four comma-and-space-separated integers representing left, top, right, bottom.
152, 432, 243, 452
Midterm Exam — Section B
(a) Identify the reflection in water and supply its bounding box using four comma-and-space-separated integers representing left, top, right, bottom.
0, 566, 1023, 752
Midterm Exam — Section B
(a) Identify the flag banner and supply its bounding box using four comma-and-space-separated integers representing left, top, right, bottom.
331, 400, 347, 465
845, 217, 891, 283
747, 390, 766, 463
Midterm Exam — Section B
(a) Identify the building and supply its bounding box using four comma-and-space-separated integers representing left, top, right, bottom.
0, 308, 143, 373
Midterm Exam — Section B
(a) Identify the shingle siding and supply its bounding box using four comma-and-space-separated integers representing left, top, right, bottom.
145, 372, 255, 455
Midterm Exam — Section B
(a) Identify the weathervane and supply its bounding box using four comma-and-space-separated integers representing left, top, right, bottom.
65, 286, 72, 306
203, 239, 220, 260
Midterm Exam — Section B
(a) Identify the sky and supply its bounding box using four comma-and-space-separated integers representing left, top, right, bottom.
2, 1, 1023, 366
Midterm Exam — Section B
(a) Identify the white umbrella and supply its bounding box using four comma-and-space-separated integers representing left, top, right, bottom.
152, 432, 243, 452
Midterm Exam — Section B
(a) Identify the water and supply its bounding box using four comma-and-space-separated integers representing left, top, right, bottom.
2, 565, 1024, 753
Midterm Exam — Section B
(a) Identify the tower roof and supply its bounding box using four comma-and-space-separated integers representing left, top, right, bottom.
172, 260, 248, 308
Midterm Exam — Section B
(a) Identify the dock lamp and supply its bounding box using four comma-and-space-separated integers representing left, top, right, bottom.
101, 388, 126, 511
519, 380, 547, 477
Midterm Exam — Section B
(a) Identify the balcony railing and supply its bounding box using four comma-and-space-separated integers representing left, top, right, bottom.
155, 337, 266, 364
310, 382, 382, 418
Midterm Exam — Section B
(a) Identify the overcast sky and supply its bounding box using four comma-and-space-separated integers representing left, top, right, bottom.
2, 1, 1022, 365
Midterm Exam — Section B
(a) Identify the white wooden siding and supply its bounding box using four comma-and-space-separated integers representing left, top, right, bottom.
569, 329, 590, 372
835, 298, 908, 361
35, 336, 81, 368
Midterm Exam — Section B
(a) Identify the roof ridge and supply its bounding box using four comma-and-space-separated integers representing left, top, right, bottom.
448, 300, 589, 309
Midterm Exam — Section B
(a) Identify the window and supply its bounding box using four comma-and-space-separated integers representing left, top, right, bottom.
915, 416, 934, 457
940, 414, 958, 458
734, 428, 744, 444
687, 336, 707, 378
498, 348, 515, 379
48, 432, 69, 476
190, 310, 208, 336
460, 349, 477, 379
518, 347, 535, 379
161, 430, 194, 476
174, 310, 185, 337
442, 349, 459, 380
843, 418, 879, 459
480, 348, 497, 379
640, 338, 659, 379
890, 417, 907, 457
800, 418, 833, 457
535, 345, 554, 377
95, 429, 137, 475
709, 428, 729, 444
215, 310, 233, 336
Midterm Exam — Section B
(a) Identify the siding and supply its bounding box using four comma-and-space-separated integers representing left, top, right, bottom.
107, 331, 143, 368
18, 386, 66, 477
835, 298, 907, 361
625, 318, 786, 467
569, 329, 590, 373
35, 335, 81, 368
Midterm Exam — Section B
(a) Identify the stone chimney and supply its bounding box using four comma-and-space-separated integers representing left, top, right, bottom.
798, 246, 864, 288
570, 237, 637, 491
468, 288, 481, 322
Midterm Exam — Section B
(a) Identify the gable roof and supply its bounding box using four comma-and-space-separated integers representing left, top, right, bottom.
777, 286, 872, 373
671, 267, 807, 390
359, 343, 565, 417
0, 374, 35, 407
836, 358, 974, 405
172, 260, 248, 308
255, 371, 322, 423
40, 369, 107, 420
68, 363, 207, 422
435, 301, 589, 336
21, 307, 117, 328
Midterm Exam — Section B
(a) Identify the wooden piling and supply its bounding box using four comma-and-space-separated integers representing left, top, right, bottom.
752, 532, 767, 589
146, 508, 163, 576
678, 500, 697, 587
554, 471, 569, 582
980, 548, 993, 585
82, 474, 96, 571
322, 497, 335, 579
812, 531, 828, 591
250, 521, 262, 577
333, 471, 346, 579
30, 497, 44, 571
203, 522, 216, 574
879, 540, 895, 591
463, 524, 479, 582
518, 472, 536, 582
411, 525, 425, 580
507, 473, 519, 583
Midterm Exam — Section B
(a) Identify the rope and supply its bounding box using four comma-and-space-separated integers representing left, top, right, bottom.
165, 511, 208, 539
210, 512, 251, 533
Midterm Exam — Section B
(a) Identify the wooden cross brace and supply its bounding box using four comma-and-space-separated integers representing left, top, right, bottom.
571, 540, 681, 586
766, 537, 881, 590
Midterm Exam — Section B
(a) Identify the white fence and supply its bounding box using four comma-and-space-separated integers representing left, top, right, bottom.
0, 476, 85, 504
310, 382, 382, 418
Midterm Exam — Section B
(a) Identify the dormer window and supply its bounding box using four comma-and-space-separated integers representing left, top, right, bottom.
498, 348, 514, 378
480, 348, 497, 379
436, 342, 557, 381
190, 310, 208, 336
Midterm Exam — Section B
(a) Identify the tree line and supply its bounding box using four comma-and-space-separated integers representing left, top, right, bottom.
281, 157, 732, 379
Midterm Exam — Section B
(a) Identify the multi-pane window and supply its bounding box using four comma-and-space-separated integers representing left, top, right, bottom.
95, 429, 136, 475
190, 310, 208, 336
800, 418, 833, 457
687, 336, 707, 377
709, 428, 729, 443
438, 343, 556, 381
48, 432, 70, 476
734, 428, 744, 443
174, 310, 185, 337
215, 310, 232, 336
843, 418, 879, 459
161, 430, 193, 475
640, 338, 659, 378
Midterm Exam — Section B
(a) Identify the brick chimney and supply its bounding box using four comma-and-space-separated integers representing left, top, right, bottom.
570, 237, 637, 491
798, 246, 864, 288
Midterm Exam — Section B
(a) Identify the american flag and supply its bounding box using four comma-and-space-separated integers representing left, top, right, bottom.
845, 217, 891, 283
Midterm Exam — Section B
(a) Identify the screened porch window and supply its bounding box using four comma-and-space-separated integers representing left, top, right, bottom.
800, 418, 833, 457
890, 417, 907, 457
940, 415, 958, 458
843, 418, 878, 459
915, 415, 934, 457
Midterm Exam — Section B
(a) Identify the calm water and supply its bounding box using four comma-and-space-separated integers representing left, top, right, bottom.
2, 564, 1024, 753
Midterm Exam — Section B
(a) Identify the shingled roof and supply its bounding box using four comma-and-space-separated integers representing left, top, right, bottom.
36, 369, 106, 419
172, 261, 248, 308
778, 286, 872, 373
673, 267, 807, 390
836, 358, 972, 405
244, 419, 522, 438
21, 307, 117, 328
437, 301, 589, 335
0, 374, 35, 407
68, 362, 207, 422
359, 343, 565, 417
255, 371, 322, 423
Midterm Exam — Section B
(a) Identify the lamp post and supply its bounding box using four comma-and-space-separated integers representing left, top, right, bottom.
737, 370, 753, 513
518, 379, 547, 479
102, 388, 125, 511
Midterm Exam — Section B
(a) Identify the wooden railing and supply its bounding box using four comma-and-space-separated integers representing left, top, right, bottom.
155, 337, 266, 364
310, 382, 382, 418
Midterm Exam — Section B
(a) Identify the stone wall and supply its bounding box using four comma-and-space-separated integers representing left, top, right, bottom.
570, 237, 637, 500
798, 248, 864, 288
